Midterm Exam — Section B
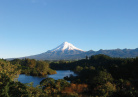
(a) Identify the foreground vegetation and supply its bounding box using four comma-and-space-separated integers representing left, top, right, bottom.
0, 54, 138, 97
50, 54, 138, 96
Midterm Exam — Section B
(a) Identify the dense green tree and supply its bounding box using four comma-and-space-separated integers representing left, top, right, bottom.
91, 70, 113, 85
40, 78, 70, 94
75, 66, 83, 72
93, 82, 116, 96
10, 59, 56, 76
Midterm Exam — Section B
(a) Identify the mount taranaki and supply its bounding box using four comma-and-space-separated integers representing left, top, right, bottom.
16, 42, 138, 60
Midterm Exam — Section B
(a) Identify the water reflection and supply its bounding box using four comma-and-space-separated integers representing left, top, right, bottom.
48, 70, 77, 80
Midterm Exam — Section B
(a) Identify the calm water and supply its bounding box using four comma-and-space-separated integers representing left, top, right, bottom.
18, 70, 76, 87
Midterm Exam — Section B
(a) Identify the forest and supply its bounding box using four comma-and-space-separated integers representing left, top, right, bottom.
10, 59, 57, 76
0, 54, 138, 97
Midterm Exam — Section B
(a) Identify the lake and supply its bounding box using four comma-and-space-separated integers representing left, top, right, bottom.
18, 70, 76, 87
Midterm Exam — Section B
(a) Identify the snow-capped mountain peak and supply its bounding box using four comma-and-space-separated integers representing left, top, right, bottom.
50, 42, 83, 52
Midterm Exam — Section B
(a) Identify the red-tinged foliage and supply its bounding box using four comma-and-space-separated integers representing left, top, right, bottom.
61, 83, 88, 94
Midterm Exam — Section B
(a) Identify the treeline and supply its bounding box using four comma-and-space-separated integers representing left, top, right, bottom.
50, 54, 138, 96
50, 54, 138, 80
0, 59, 84, 97
10, 58, 56, 76
0, 59, 20, 81
0, 54, 138, 96
0, 59, 54, 97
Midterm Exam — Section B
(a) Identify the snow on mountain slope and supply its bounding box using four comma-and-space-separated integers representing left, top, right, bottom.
50, 42, 83, 52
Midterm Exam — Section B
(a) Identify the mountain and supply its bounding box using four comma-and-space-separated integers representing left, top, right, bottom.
7, 42, 138, 60
49, 42, 83, 52
26, 42, 84, 60
75, 48, 138, 58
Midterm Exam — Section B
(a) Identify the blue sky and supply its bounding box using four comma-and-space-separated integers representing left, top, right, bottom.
0, 0, 138, 58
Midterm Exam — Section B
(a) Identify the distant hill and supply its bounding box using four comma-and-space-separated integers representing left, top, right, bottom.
76, 48, 138, 59
7, 42, 138, 60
